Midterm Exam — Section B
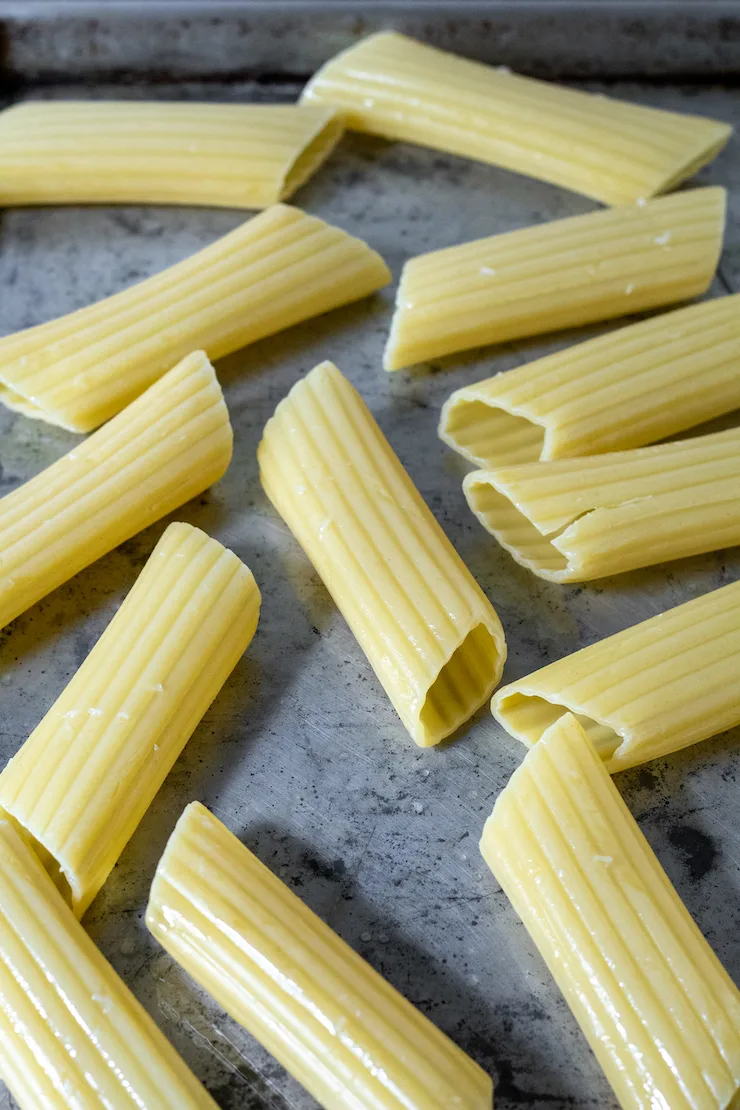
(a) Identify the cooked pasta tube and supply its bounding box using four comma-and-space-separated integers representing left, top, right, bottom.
258, 360, 506, 747
439, 294, 740, 468
0, 203, 390, 432
0, 101, 344, 208
0, 350, 231, 632
0, 522, 260, 918
147, 801, 493, 1110
463, 426, 740, 582
384, 187, 725, 370
0, 818, 218, 1110
492, 578, 740, 772
302, 32, 731, 207
480, 712, 740, 1110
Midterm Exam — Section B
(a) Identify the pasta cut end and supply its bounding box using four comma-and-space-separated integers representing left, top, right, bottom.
656, 123, 733, 196
0, 809, 78, 910
440, 396, 547, 468
0, 381, 84, 432
418, 621, 504, 746
463, 473, 573, 582
492, 690, 624, 766
279, 110, 344, 200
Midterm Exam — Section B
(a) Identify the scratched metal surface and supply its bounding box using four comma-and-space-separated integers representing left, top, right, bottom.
0, 76, 739, 1110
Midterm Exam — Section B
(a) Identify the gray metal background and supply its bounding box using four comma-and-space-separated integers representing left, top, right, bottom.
0, 6, 739, 1109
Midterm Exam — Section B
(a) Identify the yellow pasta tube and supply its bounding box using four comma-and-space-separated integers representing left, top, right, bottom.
0, 203, 390, 432
147, 801, 493, 1110
0, 350, 231, 632
439, 294, 740, 468
491, 578, 740, 772
0, 101, 344, 208
463, 426, 740, 582
0, 522, 260, 918
258, 360, 506, 747
480, 713, 740, 1110
301, 32, 731, 207
384, 187, 725, 370
0, 817, 218, 1110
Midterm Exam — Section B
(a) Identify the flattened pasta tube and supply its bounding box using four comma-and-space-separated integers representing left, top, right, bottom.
0, 522, 260, 918
385, 187, 725, 371
492, 578, 740, 772
0, 204, 390, 432
463, 426, 740, 582
0, 819, 218, 1110
147, 801, 493, 1110
439, 294, 740, 468
0, 350, 231, 632
258, 360, 506, 747
0, 101, 343, 208
302, 32, 731, 207
480, 713, 740, 1110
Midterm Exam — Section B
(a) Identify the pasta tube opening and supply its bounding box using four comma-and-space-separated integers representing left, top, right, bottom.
439, 396, 546, 468
281, 112, 344, 199
493, 693, 622, 763
463, 475, 571, 579
420, 621, 501, 739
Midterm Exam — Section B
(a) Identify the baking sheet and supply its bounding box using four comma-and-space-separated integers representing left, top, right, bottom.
0, 75, 739, 1110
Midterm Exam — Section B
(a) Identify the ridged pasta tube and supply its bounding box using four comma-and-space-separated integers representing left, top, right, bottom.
0, 203, 391, 432
384, 187, 725, 370
492, 578, 740, 772
302, 32, 731, 207
439, 294, 740, 468
0, 817, 218, 1110
147, 801, 494, 1110
258, 360, 506, 747
463, 426, 740, 582
0, 350, 231, 632
0, 522, 260, 917
0, 101, 344, 208
480, 713, 740, 1110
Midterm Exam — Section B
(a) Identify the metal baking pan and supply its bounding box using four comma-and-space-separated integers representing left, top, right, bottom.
0, 3, 739, 1108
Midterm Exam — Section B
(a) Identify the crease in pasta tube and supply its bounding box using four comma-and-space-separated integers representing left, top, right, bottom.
0, 203, 390, 432
0, 817, 219, 1109
258, 359, 506, 746
0, 102, 345, 208
480, 712, 740, 1110
439, 293, 740, 469
492, 576, 740, 772
384, 187, 726, 371
301, 32, 731, 206
462, 425, 740, 582
0, 350, 233, 633
147, 800, 494, 1110
0, 521, 261, 917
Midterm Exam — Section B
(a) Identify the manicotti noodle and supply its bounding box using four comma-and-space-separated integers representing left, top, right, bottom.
439, 294, 740, 469
0, 101, 344, 208
0, 818, 219, 1110
147, 801, 494, 1110
492, 578, 740, 772
301, 32, 731, 206
463, 425, 740, 582
0, 203, 390, 431
384, 187, 725, 370
258, 360, 506, 747
481, 713, 740, 1110
0, 522, 260, 917
0, 350, 231, 632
